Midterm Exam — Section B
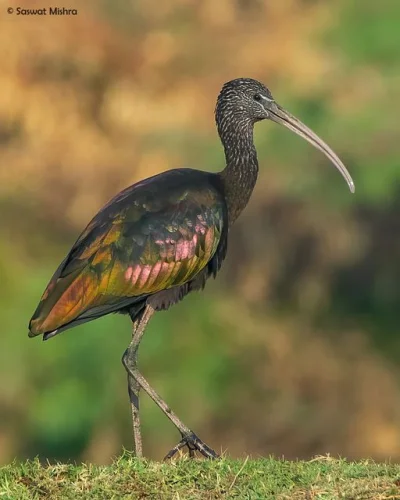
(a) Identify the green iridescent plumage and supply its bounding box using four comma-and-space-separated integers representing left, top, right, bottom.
29, 169, 227, 337
29, 78, 354, 460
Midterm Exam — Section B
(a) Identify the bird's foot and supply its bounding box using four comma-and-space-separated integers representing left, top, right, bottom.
164, 431, 219, 460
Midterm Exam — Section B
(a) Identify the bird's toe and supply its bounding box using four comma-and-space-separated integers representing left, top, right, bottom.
164, 431, 219, 460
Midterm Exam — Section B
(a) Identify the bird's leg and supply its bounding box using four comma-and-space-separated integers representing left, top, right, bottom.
122, 305, 218, 460
129, 369, 218, 460
128, 317, 143, 457
126, 306, 155, 457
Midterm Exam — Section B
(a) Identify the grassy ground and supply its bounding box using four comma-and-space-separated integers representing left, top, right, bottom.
1, 454, 400, 499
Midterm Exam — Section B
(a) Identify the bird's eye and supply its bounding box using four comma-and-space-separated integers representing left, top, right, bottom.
253, 94, 262, 102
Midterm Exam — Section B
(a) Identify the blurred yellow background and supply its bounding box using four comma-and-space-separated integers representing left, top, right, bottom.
1, 0, 400, 464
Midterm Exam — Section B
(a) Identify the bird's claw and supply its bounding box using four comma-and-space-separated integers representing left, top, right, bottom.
164, 431, 219, 460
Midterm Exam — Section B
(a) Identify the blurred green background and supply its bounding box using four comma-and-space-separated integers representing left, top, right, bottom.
1, 0, 400, 464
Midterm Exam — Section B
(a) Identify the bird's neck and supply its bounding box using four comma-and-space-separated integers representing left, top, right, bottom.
218, 121, 259, 224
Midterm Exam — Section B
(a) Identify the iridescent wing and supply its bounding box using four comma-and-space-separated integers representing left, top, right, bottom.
29, 169, 227, 336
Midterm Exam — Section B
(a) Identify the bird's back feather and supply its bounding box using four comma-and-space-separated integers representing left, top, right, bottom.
29, 169, 227, 338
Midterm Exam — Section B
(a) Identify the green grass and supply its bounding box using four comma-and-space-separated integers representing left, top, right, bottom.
1, 453, 400, 499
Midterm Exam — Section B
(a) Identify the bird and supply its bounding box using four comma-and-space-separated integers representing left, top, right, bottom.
28, 78, 355, 460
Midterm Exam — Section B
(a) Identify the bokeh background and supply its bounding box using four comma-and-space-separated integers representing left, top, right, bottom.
1, 0, 400, 464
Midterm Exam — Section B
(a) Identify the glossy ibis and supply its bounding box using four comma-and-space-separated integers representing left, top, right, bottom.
29, 78, 354, 459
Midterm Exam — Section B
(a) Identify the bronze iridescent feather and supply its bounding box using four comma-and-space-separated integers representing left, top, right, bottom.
29, 169, 228, 338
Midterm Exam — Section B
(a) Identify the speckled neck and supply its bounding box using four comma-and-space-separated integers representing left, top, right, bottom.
217, 117, 259, 225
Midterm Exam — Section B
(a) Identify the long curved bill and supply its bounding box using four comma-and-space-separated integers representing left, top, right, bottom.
269, 103, 355, 193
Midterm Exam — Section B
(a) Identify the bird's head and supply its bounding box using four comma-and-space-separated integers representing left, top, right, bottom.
216, 78, 355, 193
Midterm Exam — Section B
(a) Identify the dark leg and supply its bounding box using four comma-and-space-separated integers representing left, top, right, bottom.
128, 318, 142, 457
122, 305, 219, 460
127, 307, 155, 457
129, 369, 218, 460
